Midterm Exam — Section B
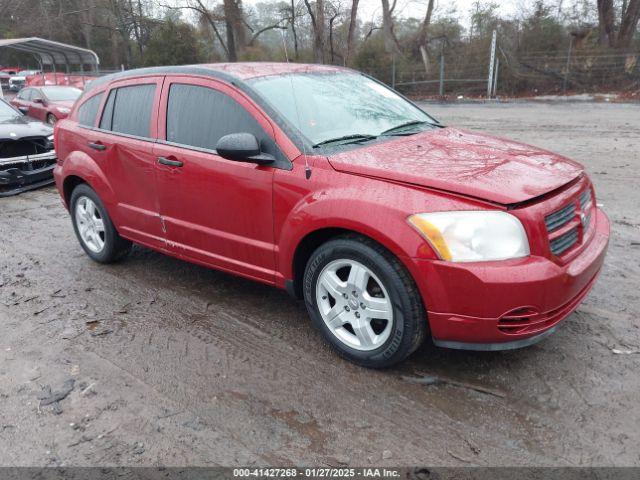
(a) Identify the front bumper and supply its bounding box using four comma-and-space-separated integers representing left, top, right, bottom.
0, 152, 57, 197
414, 208, 610, 349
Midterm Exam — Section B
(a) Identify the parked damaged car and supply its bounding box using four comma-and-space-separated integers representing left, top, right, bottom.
0, 99, 56, 197
53, 63, 609, 367
11, 86, 82, 125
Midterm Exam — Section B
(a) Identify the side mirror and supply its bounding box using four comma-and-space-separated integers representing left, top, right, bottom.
33, 98, 44, 104
216, 133, 275, 165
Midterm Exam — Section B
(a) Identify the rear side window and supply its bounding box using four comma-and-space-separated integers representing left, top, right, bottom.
99, 90, 116, 130
77, 93, 104, 127
166, 84, 264, 150
99, 84, 155, 138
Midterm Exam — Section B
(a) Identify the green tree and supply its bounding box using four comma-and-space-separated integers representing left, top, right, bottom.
143, 17, 203, 66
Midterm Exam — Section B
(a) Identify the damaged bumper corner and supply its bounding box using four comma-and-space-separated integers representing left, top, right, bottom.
0, 151, 57, 197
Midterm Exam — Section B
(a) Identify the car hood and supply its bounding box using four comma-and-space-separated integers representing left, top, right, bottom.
326, 127, 584, 205
0, 116, 53, 140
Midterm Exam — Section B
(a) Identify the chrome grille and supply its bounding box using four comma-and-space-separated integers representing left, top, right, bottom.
545, 203, 575, 232
545, 187, 593, 257
579, 189, 592, 210
550, 227, 579, 256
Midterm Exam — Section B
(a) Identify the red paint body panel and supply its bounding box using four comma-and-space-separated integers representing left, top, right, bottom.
52, 63, 611, 350
328, 127, 584, 205
153, 75, 277, 283
424, 208, 609, 343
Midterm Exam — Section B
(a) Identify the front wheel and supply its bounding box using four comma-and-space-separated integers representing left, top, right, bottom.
303, 236, 427, 368
46, 113, 58, 125
70, 183, 131, 263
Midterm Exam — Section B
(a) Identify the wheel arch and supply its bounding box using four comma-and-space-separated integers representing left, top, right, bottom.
287, 225, 418, 300
58, 150, 118, 216
62, 174, 87, 206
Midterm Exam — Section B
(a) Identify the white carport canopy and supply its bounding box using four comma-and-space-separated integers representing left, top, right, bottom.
0, 37, 99, 72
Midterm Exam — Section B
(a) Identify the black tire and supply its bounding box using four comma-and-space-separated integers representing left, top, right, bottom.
303, 235, 427, 368
70, 183, 131, 263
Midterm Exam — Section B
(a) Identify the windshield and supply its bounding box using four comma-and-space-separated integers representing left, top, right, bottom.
0, 100, 20, 119
17, 70, 37, 76
249, 72, 436, 146
42, 87, 82, 102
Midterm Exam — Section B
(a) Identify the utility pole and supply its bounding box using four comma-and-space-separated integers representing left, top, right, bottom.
391, 54, 396, 89
563, 35, 573, 94
439, 50, 445, 97
492, 58, 499, 97
487, 29, 497, 99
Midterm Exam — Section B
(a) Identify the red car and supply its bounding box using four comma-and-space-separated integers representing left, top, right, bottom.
52, 63, 609, 367
11, 86, 82, 125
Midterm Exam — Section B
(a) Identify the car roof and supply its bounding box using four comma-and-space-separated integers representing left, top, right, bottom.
196, 62, 348, 80
88, 62, 352, 92
82, 62, 357, 154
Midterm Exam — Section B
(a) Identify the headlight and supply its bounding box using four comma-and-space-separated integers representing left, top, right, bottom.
47, 134, 54, 149
57, 107, 71, 114
408, 211, 530, 262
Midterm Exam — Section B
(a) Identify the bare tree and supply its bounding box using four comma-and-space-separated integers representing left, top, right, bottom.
416, 0, 434, 48
290, 0, 299, 59
345, 0, 359, 65
304, 0, 325, 63
597, 0, 615, 46
617, 0, 640, 47
223, 0, 246, 61
163, 0, 230, 59
380, 0, 400, 54
328, 3, 339, 63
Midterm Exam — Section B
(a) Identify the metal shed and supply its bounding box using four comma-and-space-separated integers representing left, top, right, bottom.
0, 37, 99, 74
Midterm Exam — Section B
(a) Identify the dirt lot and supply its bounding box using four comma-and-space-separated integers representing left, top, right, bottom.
1, 102, 639, 467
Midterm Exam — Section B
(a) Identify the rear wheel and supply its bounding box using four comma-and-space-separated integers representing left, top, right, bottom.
46, 113, 58, 125
303, 235, 427, 368
70, 184, 131, 263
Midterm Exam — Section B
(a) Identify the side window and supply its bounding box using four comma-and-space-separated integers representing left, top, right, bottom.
166, 84, 266, 151
100, 84, 155, 138
18, 89, 32, 101
99, 90, 116, 130
77, 93, 104, 127
32, 89, 43, 101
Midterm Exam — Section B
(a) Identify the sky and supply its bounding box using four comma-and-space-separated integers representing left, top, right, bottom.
355, 0, 520, 26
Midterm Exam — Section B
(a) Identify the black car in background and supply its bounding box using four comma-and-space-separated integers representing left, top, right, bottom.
0, 99, 56, 197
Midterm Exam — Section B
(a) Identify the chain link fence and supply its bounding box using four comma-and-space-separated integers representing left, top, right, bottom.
362, 33, 640, 99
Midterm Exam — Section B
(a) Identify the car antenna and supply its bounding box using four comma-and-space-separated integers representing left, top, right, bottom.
281, 28, 311, 179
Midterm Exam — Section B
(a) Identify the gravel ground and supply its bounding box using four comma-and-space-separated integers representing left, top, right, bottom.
0, 102, 638, 467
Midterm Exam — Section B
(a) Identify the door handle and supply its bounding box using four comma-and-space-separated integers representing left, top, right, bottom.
88, 141, 106, 151
157, 156, 183, 167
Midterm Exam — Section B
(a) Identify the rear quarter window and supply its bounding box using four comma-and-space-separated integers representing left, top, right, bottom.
77, 93, 104, 127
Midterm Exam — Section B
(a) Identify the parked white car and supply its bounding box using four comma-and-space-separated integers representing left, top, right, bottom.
9, 70, 40, 91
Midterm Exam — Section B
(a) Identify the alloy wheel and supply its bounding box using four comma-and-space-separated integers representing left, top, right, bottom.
316, 259, 394, 351
75, 196, 106, 253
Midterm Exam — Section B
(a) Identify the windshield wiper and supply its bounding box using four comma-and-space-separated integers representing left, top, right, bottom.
312, 133, 378, 148
380, 120, 430, 136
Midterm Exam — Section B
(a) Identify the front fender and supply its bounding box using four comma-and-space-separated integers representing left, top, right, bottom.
274, 166, 478, 282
